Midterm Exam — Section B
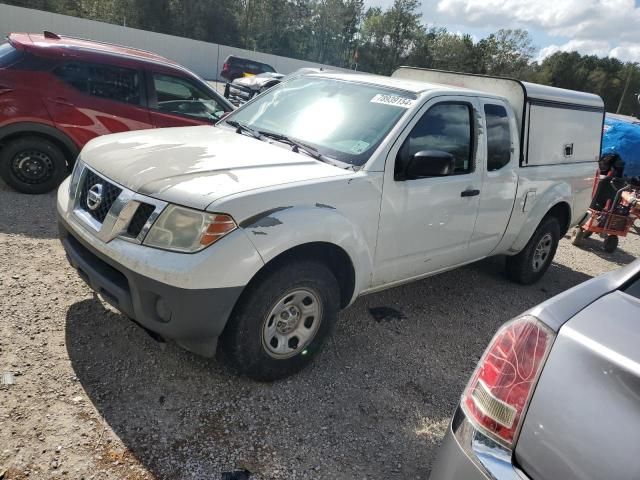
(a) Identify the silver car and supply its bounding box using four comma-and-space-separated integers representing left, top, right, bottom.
431, 259, 640, 480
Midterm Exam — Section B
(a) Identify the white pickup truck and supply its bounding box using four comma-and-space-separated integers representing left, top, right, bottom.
57, 68, 605, 380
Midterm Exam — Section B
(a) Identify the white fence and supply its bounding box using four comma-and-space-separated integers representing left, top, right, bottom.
0, 3, 351, 80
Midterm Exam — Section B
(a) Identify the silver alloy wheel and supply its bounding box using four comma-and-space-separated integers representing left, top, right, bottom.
532, 233, 553, 272
262, 288, 322, 359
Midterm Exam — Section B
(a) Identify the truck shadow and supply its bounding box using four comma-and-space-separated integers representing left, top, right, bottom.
0, 178, 59, 239
64, 256, 597, 479
569, 235, 638, 266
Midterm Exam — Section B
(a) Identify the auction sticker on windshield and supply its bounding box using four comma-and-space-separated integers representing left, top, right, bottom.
370, 94, 416, 108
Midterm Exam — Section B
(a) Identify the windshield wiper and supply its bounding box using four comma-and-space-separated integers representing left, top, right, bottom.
225, 120, 262, 140
258, 131, 338, 166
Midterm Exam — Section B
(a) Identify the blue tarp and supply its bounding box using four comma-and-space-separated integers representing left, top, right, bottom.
602, 115, 640, 177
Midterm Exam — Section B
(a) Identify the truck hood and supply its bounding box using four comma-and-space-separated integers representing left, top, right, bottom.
80, 125, 350, 210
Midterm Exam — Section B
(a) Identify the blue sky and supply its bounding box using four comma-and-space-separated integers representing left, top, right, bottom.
363, 0, 640, 62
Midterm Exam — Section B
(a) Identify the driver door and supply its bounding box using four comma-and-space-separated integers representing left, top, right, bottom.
146, 71, 228, 128
373, 96, 484, 287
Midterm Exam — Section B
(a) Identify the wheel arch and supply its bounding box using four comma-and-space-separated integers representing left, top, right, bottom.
545, 201, 572, 236
508, 182, 574, 254
241, 241, 356, 310
0, 122, 80, 167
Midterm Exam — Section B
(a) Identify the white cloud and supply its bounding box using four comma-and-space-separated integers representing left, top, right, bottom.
435, 0, 640, 61
610, 43, 640, 62
537, 39, 612, 61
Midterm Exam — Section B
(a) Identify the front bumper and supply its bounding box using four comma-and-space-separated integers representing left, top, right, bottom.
59, 217, 243, 356
429, 407, 529, 480
57, 173, 265, 357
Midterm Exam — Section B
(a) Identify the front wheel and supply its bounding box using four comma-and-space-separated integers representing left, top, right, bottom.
0, 136, 69, 194
219, 260, 340, 381
506, 217, 561, 285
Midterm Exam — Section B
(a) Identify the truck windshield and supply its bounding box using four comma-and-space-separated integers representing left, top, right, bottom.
226, 76, 416, 166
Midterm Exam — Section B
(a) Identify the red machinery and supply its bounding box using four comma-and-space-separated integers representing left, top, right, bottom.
571, 171, 640, 252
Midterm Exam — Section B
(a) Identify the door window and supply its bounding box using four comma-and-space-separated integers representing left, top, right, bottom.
152, 73, 227, 122
400, 103, 473, 175
484, 104, 511, 171
53, 62, 141, 105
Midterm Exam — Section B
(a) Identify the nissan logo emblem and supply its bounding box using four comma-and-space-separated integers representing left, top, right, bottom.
86, 183, 104, 211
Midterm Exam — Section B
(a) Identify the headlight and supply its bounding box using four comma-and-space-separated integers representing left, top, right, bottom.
143, 205, 237, 253
68, 159, 84, 198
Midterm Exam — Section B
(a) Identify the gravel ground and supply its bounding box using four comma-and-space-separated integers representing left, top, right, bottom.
1, 178, 638, 480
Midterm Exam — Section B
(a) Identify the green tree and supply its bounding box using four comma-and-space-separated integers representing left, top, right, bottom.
477, 29, 535, 77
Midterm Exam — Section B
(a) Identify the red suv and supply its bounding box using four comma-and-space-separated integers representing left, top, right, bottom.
0, 32, 233, 194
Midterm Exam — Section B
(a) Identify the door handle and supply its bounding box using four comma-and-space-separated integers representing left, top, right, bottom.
461, 189, 480, 197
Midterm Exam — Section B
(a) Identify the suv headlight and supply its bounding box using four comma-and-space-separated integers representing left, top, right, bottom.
143, 205, 237, 253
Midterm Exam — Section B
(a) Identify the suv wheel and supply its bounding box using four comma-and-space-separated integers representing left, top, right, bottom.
0, 136, 69, 194
219, 260, 340, 381
506, 217, 561, 285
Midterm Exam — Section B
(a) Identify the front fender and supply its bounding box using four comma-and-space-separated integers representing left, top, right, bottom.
241, 205, 373, 303
508, 182, 573, 253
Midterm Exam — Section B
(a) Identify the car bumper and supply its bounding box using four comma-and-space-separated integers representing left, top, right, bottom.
429, 407, 530, 480
57, 175, 265, 357
59, 217, 243, 356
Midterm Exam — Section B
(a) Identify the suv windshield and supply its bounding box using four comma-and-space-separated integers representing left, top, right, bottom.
226, 76, 416, 166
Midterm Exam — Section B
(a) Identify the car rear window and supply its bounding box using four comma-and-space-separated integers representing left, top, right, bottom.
0, 42, 23, 67
624, 277, 640, 300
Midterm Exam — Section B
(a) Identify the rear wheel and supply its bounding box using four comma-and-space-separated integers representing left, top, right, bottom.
219, 260, 340, 381
0, 136, 69, 194
603, 235, 619, 253
506, 217, 561, 285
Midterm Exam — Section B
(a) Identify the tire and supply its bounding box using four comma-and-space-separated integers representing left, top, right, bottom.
219, 260, 340, 381
506, 217, 562, 285
570, 227, 586, 246
603, 235, 618, 253
0, 136, 69, 194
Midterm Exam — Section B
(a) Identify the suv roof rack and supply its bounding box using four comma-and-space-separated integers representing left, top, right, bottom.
41, 32, 170, 61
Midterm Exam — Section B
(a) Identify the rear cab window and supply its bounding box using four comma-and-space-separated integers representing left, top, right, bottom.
484, 103, 512, 171
0, 42, 23, 68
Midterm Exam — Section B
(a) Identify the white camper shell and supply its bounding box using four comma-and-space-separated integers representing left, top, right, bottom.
392, 67, 605, 167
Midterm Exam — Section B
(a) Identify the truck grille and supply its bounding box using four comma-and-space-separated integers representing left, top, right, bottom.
78, 170, 122, 223
127, 203, 156, 237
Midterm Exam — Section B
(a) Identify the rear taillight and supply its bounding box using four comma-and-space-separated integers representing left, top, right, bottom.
461, 315, 554, 448
222, 62, 230, 71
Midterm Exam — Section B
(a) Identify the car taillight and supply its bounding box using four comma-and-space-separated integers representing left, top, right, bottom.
461, 315, 555, 448
222, 63, 230, 71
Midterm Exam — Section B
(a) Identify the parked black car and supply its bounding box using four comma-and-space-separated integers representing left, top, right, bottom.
220, 55, 276, 82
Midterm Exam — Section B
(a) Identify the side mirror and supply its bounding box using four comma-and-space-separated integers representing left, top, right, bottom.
398, 150, 456, 180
